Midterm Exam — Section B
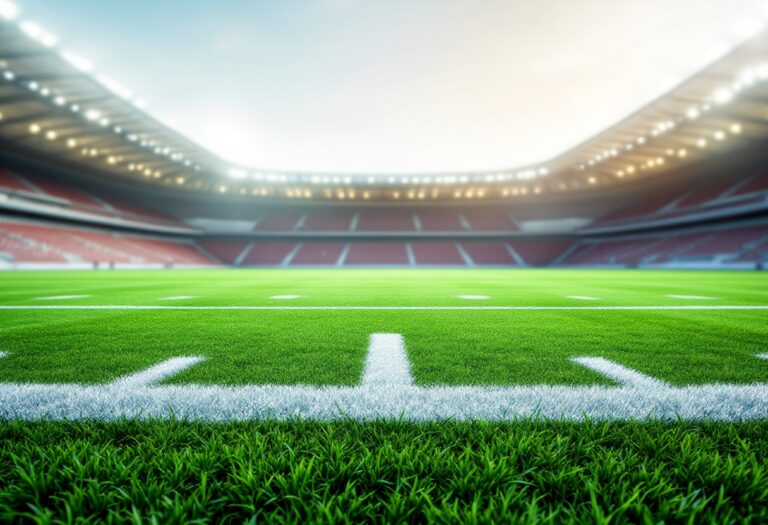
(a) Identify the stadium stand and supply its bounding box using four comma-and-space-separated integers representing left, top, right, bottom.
345, 241, 410, 265
410, 241, 465, 265
254, 211, 304, 231
463, 210, 518, 231
300, 210, 355, 231
0, 170, 32, 192
461, 242, 518, 265
561, 222, 768, 268
510, 240, 574, 266
356, 210, 416, 232
197, 240, 251, 265
415, 210, 466, 232
290, 242, 346, 265
241, 242, 297, 265
0, 220, 213, 267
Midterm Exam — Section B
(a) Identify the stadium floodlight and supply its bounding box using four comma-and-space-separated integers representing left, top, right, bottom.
85, 109, 101, 121
686, 107, 700, 120
19, 21, 57, 47
227, 168, 248, 179
0, 0, 19, 20
713, 87, 733, 104
60, 51, 93, 72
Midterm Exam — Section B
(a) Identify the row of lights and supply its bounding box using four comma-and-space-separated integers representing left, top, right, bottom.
209, 184, 569, 201
579, 62, 768, 177
226, 166, 551, 187
5, 67, 202, 184
0, 1, 203, 186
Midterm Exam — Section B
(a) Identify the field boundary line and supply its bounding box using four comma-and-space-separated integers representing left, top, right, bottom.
1, 339, 767, 422
108, 357, 205, 388
572, 357, 669, 388
1, 305, 767, 311
362, 334, 413, 386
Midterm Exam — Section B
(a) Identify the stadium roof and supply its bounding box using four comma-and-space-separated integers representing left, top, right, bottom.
1, 7, 768, 203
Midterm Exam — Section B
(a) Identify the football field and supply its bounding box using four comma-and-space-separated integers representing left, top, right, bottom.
0, 269, 767, 419
1, 269, 767, 522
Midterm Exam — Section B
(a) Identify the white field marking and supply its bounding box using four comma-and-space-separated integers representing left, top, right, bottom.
362, 334, 413, 386
0, 305, 766, 311
571, 357, 669, 388
33, 295, 91, 301
158, 296, 196, 301
757, 354, 768, 360
271, 295, 303, 300
455, 295, 491, 300
0, 352, 7, 358
566, 296, 602, 301
1, 337, 767, 422
108, 357, 205, 388
666, 295, 721, 300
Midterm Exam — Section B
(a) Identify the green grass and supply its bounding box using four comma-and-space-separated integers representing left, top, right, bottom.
1, 269, 767, 522
0, 270, 766, 385
1, 419, 768, 524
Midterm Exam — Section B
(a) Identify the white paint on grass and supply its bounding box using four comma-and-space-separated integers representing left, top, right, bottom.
566, 296, 601, 301
271, 295, 303, 300
159, 296, 196, 301
455, 295, 491, 300
572, 357, 668, 388
362, 334, 413, 386
0, 352, 7, 359
666, 295, 721, 300
0, 336, 767, 422
108, 356, 205, 388
33, 295, 91, 301
1, 305, 766, 311
757, 354, 768, 361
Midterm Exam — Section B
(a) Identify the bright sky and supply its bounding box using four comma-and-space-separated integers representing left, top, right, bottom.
14, 0, 768, 173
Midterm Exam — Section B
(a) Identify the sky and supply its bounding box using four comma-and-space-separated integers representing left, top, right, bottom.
12, 0, 768, 173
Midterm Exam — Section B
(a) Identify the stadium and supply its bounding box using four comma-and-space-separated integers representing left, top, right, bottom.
0, 0, 767, 522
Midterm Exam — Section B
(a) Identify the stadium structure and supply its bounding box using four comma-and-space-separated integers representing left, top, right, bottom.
0, 16, 767, 270
2, 3, 768, 523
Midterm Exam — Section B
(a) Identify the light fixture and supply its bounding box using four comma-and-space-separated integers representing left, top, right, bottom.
0, 0, 20, 20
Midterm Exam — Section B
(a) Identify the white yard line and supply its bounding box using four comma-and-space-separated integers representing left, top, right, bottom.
0, 336, 767, 422
362, 334, 413, 386
757, 354, 768, 360
566, 296, 602, 301
158, 296, 197, 301
0, 352, 7, 358
33, 295, 91, 301
455, 295, 491, 300
271, 295, 303, 300
0, 305, 766, 311
666, 295, 721, 300
108, 357, 205, 388
572, 357, 668, 388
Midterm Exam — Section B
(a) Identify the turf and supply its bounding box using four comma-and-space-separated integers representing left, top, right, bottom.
1, 419, 767, 524
1, 269, 768, 521
0, 269, 766, 386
